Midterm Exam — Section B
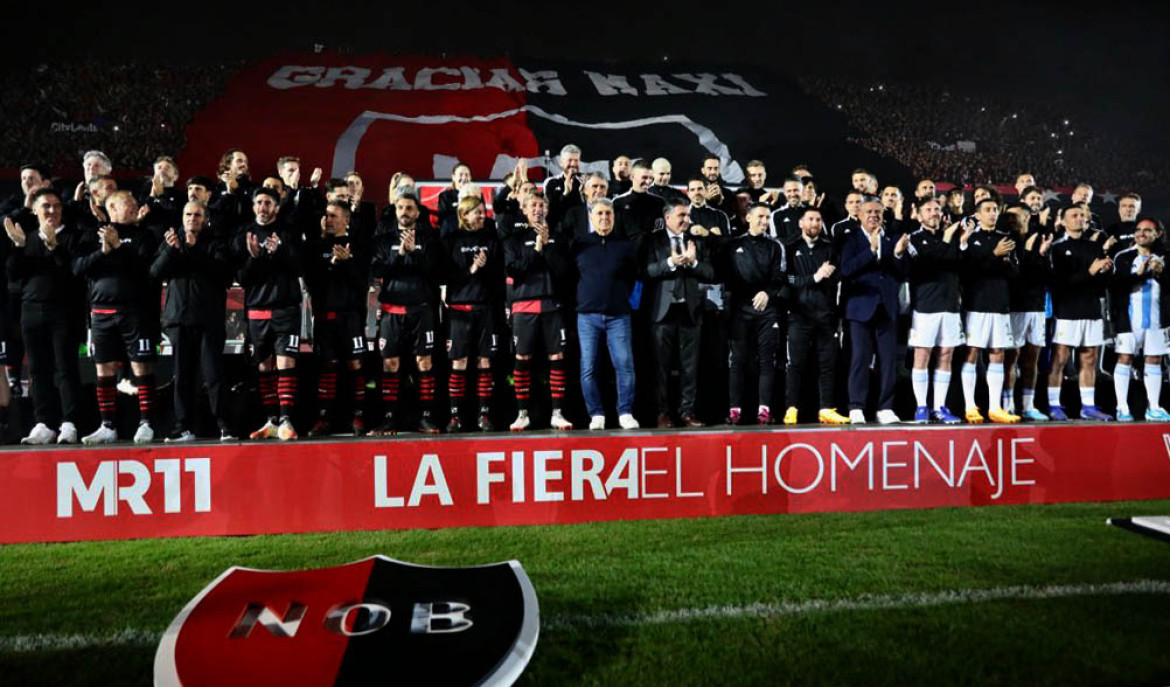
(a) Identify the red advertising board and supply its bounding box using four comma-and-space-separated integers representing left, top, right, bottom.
3, 424, 1169, 544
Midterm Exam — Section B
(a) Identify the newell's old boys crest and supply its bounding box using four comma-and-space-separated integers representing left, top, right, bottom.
154, 556, 539, 686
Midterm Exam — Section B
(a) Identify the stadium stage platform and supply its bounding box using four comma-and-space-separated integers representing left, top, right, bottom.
3, 422, 1169, 544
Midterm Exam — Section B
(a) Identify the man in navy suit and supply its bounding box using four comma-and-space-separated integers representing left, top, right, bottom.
839, 200, 910, 423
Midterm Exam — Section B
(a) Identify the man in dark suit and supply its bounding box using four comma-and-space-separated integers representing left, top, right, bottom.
839, 199, 910, 424
642, 198, 715, 428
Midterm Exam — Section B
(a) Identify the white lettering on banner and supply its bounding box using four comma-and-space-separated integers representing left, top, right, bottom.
56, 458, 211, 518
373, 454, 453, 508
380, 438, 1039, 510
267, 65, 764, 97
726, 438, 1038, 499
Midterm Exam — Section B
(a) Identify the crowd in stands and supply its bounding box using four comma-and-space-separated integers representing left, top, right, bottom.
0, 61, 239, 172
800, 77, 1169, 193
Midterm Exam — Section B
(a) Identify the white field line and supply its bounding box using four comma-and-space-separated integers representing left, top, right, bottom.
2, 580, 1168, 652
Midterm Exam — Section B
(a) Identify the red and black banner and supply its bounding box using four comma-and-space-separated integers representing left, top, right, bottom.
178, 53, 897, 198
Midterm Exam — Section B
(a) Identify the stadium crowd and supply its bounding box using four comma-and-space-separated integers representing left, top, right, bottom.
0, 61, 239, 172
0, 143, 1167, 446
800, 77, 1169, 193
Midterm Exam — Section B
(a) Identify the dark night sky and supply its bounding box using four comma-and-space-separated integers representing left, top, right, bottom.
9, 0, 1170, 136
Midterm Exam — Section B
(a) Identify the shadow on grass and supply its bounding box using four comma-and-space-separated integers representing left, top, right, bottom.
1, 645, 154, 687
517, 586, 643, 686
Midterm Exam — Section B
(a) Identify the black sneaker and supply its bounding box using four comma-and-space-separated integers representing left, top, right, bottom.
478, 413, 494, 432
165, 427, 196, 443
219, 428, 237, 442
419, 413, 441, 434
370, 416, 398, 436
307, 419, 332, 437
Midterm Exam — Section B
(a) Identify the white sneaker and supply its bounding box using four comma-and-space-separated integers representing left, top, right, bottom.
57, 422, 78, 444
21, 422, 57, 445
117, 378, 139, 396
250, 420, 279, 440
510, 410, 530, 432
589, 415, 606, 430
550, 409, 573, 430
618, 413, 640, 430
133, 421, 155, 444
876, 410, 901, 425
82, 424, 118, 445
277, 418, 298, 441
849, 409, 866, 424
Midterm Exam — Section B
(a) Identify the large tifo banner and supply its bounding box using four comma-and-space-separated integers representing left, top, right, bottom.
3, 425, 1170, 544
178, 53, 898, 198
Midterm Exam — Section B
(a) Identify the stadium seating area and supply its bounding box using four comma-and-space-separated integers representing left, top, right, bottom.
800, 77, 1169, 193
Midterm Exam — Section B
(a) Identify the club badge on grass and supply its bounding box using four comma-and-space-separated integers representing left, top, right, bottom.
154, 556, 539, 686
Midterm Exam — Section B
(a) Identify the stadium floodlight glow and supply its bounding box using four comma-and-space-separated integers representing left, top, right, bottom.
1057, 149, 1064, 155
1012, 114, 1018, 119
1064, 119, 1070, 126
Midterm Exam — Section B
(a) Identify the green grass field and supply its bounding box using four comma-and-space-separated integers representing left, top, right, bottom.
3, 500, 1170, 686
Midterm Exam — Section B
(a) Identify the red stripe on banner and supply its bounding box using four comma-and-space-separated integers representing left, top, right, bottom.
3, 424, 1170, 543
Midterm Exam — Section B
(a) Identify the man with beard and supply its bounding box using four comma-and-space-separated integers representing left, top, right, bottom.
1017, 185, 1054, 234
769, 175, 807, 243
545, 145, 583, 229
73, 191, 160, 444
369, 193, 441, 435
782, 208, 848, 425
151, 201, 234, 441
443, 196, 502, 433
216, 148, 253, 212
686, 178, 731, 237
304, 201, 369, 437
839, 200, 909, 424
233, 188, 305, 440
4, 189, 85, 444
642, 198, 714, 428
505, 193, 574, 431
724, 203, 786, 425
959, 199, 1021, 424
1047, 205, 1113, 421
699, 154, 736, 217
906, 199, 964, 424
1110, 216, 1170, 421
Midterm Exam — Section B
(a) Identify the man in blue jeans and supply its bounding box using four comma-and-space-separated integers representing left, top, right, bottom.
573, 198, 640, 429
